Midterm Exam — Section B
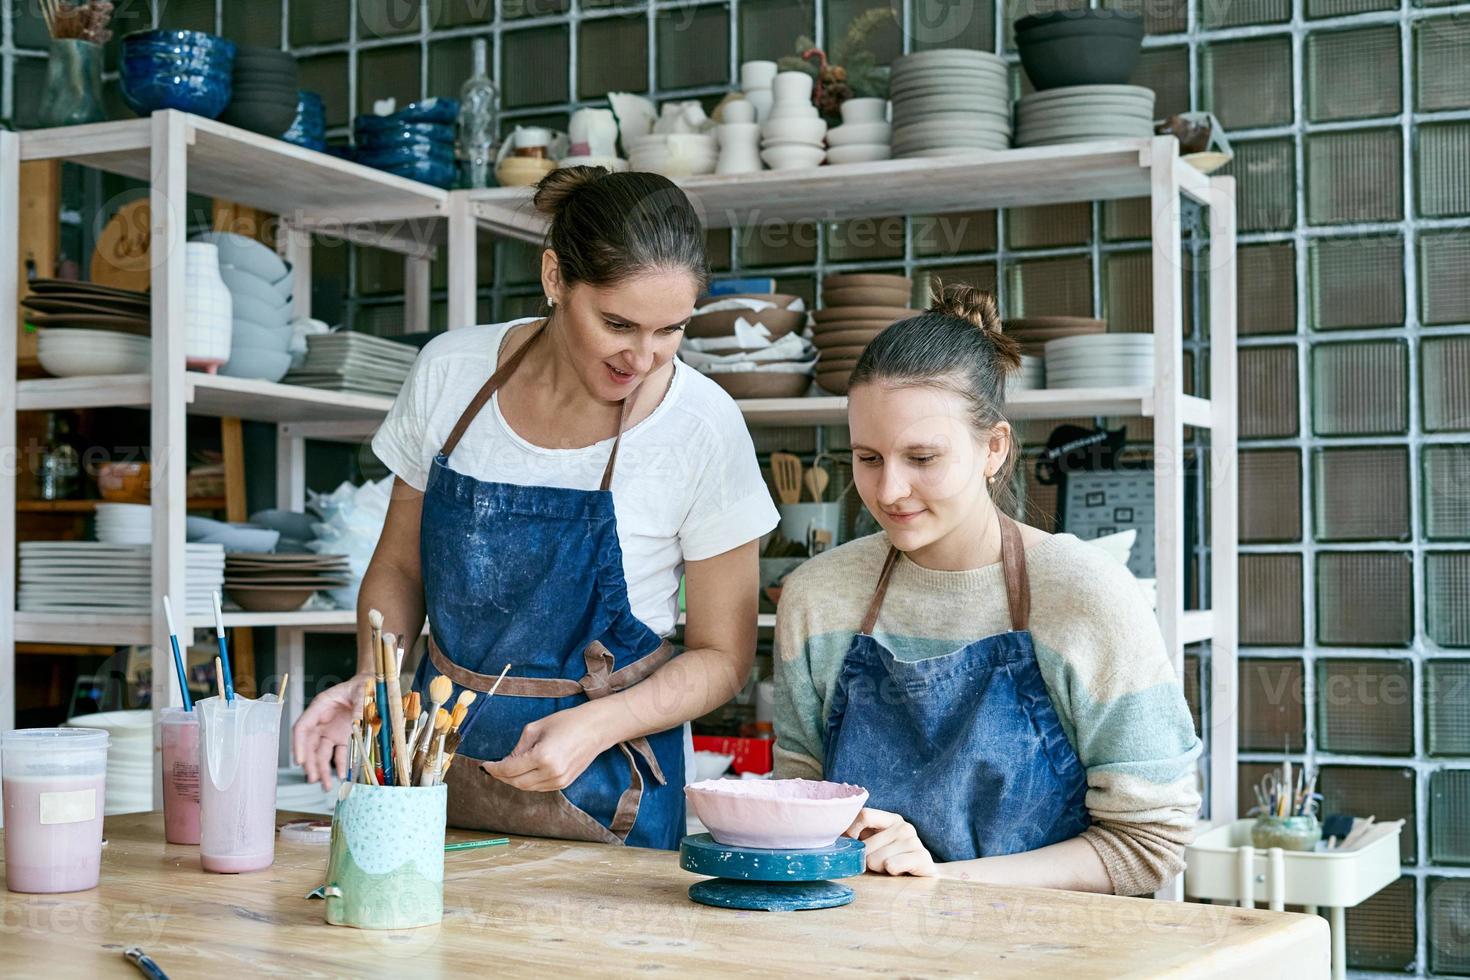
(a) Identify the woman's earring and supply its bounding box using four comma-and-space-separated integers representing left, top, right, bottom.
546, 296, 556, 307
987, 473, 997, 485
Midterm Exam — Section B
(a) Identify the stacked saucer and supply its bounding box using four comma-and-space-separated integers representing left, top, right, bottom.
1014, 85, 1155, 147
283, 331, 419, 396
95, 503, 152, 545
889, 49, 1011, 156
1012, 355, 1046, 391
1043, 334, 1155, 388
1003, 316, 1107, 358
225, 552, 350, 612
811, 277, 919, 394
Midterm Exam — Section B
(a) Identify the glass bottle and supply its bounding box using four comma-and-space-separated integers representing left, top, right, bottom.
39, 39, 106, 129
455, 38, 499, 189
36, 413, 80, 501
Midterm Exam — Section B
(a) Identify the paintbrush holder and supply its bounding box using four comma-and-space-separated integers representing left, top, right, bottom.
1251, 814, 1320, 852
319, 783, 447, 929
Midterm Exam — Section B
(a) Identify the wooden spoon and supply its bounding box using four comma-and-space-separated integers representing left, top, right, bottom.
770, 452, 803, 505
804, 466, 829, 502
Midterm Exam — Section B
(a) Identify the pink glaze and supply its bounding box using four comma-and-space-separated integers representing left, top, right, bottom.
685, 778, 868, 849
160, 712, 201, 845
3, 773, 106, 893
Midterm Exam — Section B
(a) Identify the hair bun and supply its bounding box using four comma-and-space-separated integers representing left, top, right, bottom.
926, 277, 1022, 375
532, 165, 610, 219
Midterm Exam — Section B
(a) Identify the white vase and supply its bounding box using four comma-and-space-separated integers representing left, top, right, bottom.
716, 122, 762, 174
745, 88, 774, 126
183, 242, 232, 372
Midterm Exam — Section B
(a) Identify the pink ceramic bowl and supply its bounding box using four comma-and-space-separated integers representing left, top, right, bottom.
685, 778, 869, 850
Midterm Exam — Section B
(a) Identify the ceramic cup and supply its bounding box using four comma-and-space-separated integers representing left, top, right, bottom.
722, 98, 755, 124
569, 107, 618, 157
773, 70, 814, 103
317, 783, 447, 930
840, 98, 887, 125
513, 125, 551, 149
512, 146, 548, 158
740, 59, 778, 92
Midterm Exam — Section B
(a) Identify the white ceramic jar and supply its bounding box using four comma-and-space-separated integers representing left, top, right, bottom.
183, 242, 232, 372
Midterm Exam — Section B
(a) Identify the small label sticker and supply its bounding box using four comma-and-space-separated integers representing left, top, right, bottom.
39, 788, 96, 825
171, 761, 200, 803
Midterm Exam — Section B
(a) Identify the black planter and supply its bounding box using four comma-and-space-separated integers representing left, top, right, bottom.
1016, 10, 1144, 90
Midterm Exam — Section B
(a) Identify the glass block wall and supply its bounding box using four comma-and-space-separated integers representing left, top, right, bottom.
6, 0, 1470, 970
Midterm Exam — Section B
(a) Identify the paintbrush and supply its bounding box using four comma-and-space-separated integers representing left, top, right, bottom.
413, 675, 453, 772
211, 591, 234, 702
380, 630, 410, 790
370, 632, 393, 784
413, 707, 450, 785
424, 728, 449, 787
214, 656, 225, 700
450, 690, 476, 732
161, 595, 192, 711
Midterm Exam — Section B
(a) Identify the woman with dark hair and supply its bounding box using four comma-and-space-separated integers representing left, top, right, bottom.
293, 167, 778, 849
772, 281, 1201, 894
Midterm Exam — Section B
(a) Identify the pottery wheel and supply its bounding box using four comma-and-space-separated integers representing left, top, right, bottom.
679, 833, 865, 911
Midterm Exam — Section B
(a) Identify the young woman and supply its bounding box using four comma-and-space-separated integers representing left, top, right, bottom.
293, 167, 779, 850
773, 283, 1201, 894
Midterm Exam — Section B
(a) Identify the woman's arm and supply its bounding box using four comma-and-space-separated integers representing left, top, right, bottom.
291, 477, 425, 788
941, 836, 1112, 892
483, 539, 760, 791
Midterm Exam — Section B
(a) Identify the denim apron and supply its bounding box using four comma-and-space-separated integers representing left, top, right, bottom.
412, 321, 685, 850
823, 515, 1090, 861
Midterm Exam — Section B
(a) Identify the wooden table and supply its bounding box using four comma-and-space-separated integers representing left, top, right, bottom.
0, 812, 1329, 978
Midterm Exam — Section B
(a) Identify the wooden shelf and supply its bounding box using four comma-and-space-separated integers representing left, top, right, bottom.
19, 114, 446, 232
16, 372, 395, 425
738, 388, 1215, 428
16, 497, 226, 512
468, 139, 1211, 243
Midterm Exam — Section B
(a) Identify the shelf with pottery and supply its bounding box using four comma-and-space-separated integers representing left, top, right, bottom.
14, 371, 397, 424
462, 138, 1210, 245
733, 386, 1214, 428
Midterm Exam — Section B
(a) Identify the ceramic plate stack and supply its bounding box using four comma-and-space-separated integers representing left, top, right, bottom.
95, 503, 153, 545
1012, 355, 1046, 391
889, 49, 1012, 156
64, 710, 153, 815
17, 542, 224, 615
1043, 334, 1155, 388
1014, 85, 1156, 147
224, 552, 350, 612
1003, 316, 1107, 358
283, 332, 419, 396
194, 232, 295, 383
812, 274, 917, 394
682, 294, 814, 398
23, 279, 151, 375
626, 133, 719, 177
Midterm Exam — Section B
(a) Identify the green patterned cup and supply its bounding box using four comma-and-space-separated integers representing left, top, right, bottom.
319, 783, 447, 929
1250, 814, 1320, 852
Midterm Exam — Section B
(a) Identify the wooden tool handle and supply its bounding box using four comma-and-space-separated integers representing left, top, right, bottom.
381, 635, 411, 788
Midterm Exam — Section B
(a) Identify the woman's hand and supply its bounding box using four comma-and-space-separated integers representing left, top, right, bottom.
482, 703, 614, 792
845, 808, 938, 877
291, 673, 370, 791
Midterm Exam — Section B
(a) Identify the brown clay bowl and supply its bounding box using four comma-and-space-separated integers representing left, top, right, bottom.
822, 273, 911, 291
815, 369, 855, 394
224, 585, 314, 612
811, 329, 881, 348
816, 345, 869, 361
810, 318, 900, 335
812, 305, 919, 324
686, 307, 806, 339
821, 285, 912, 308
708, 372, 813, 399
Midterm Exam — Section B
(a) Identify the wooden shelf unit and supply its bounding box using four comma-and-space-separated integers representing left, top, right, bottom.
3, 119, 1237, 828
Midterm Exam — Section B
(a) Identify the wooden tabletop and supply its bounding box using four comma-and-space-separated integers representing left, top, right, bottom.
0, 811, 1329, 978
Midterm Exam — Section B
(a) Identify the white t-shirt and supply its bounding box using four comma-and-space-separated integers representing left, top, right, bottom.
371, 317, 779, 637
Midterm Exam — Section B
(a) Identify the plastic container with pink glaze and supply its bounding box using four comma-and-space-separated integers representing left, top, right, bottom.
684, 778, 868, 849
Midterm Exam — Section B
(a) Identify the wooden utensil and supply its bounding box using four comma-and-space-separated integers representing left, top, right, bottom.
804, 465, 829, 502
770, 452, 803, 505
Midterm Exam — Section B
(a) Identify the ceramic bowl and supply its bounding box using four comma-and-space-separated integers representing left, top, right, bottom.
186, 516, 282, 551
812, 328, 883, 348
1016, 13, 1144, 90
225, 585, 314, 612
707, 371, 813, 399
247, 509, 318, 540
822, 285, 912, 307
762, 116, 828, 144
686, 306, 805, 340
193, 231, 287, 282
839, 98, 888, 124
233, 293, 291, 330
121, 66, 233, 119
684, 778, 868, 849
219, 346, 291, 382
824, 144, 893, 165
230, 320, 291, 351
826, 121, 891, 147
219, 265, 290, 311
760, 143, 825, 170
1015, 8, 1146, 40
371, 158, 457, 188
815, 369, 856, 395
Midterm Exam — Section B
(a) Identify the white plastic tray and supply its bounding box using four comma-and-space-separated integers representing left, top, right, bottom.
1184, 818, 1400, 908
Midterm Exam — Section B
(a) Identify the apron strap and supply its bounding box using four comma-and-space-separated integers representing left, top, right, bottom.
440, 320, 547, 459
859, 547, 903, 636
859, 512, 1032, 636
438, 318, 645, 491
997, 513, 1031, 632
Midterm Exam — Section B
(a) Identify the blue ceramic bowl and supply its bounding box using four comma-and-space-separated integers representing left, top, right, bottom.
355, 127, 455, 150
381, 98, 459, 125
354, 141, 456, 168
123, 29, 236, 56
122, 52, 233, 79
354, 116, 453, 138
121, 69, 233, 119
369, 157, 457, 188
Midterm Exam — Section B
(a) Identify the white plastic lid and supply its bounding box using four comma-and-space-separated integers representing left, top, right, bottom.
2, 727, 109, 751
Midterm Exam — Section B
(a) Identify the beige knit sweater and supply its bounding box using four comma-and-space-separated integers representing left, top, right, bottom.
772, 531, 1203, 896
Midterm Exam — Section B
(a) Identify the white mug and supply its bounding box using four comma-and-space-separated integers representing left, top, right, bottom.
514, 125, 551, 149
772, 70, 814, 103
568, 108, 618, 157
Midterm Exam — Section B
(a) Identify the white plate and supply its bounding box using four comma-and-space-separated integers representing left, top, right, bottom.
824, 144, 893, 165
826, 122, 891, 146
1018, 84, 1154, 106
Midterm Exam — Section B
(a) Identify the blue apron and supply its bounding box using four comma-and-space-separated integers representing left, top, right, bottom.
412, 321, 685, 850
823, 515, 1090, 861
